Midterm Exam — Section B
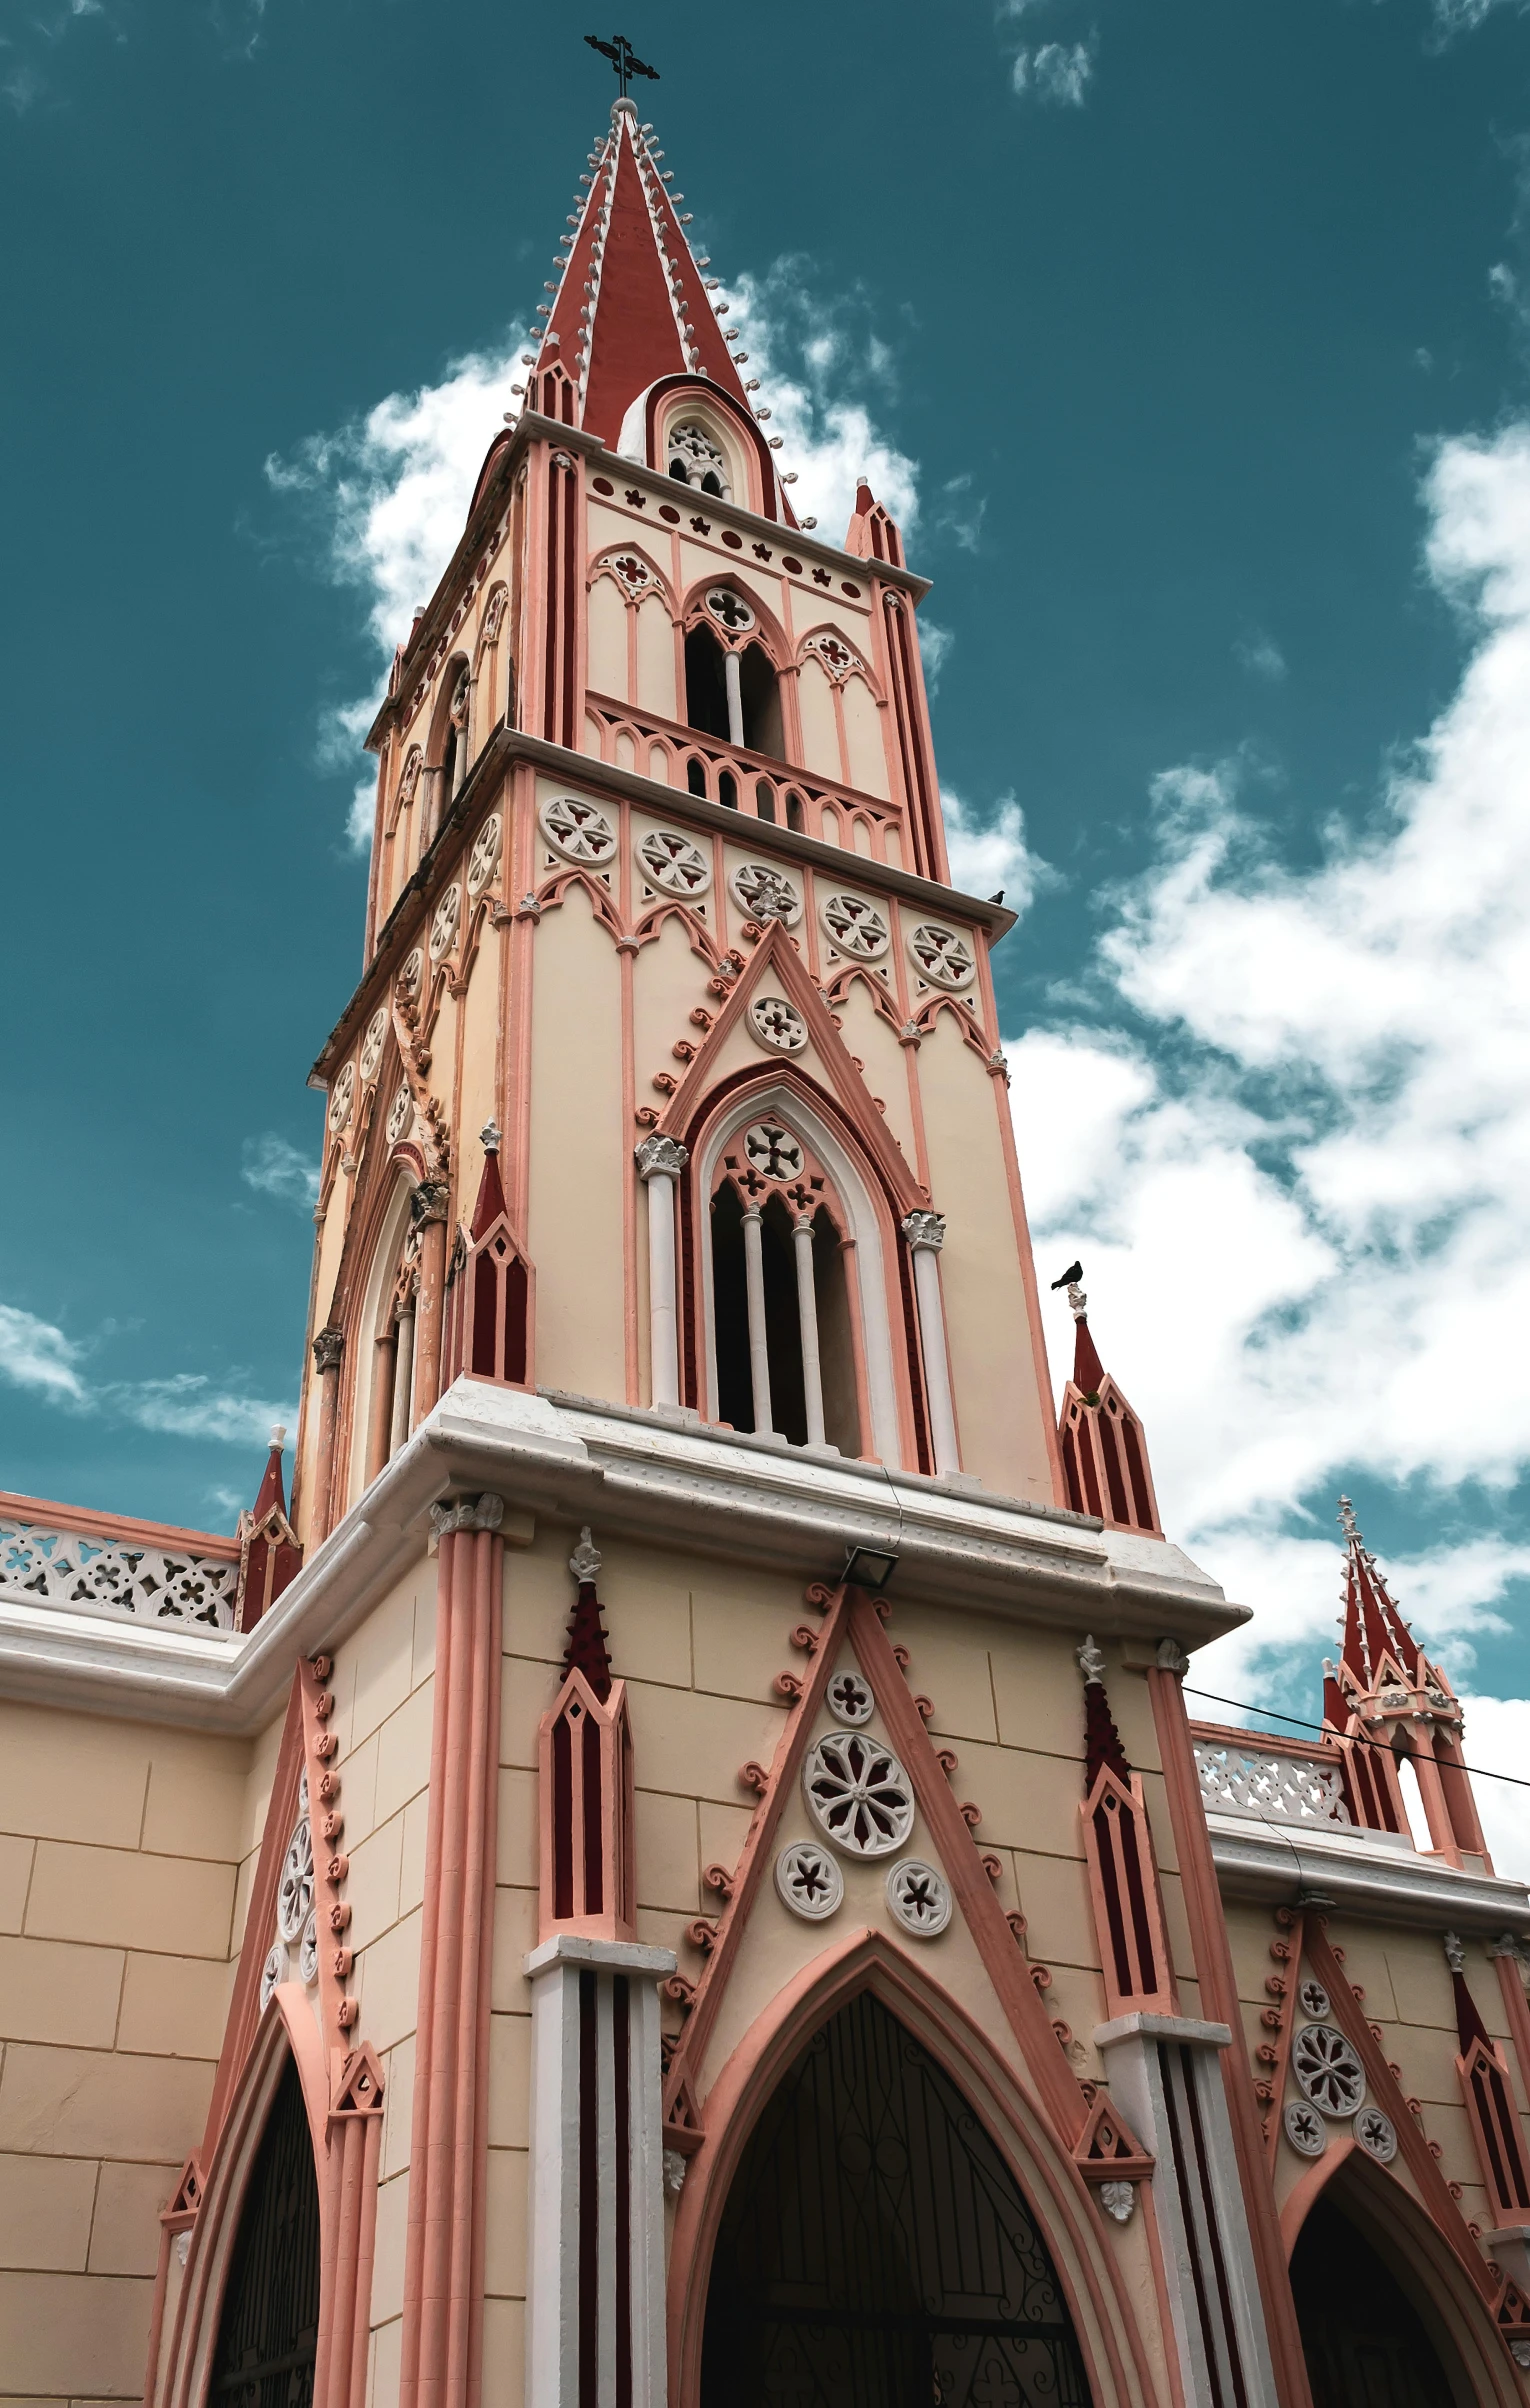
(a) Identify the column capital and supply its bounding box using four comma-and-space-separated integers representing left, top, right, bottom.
411, 1177, 451, 1226
901, 1208, 946, 1253
430, 1490, 506, 1538
635, 1134, 688, 1180
312, 1326, 345, 1373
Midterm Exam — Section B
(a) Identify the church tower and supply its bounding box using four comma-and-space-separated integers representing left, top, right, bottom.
290, 92, 1062, 1540
12, 74, 1530, 2408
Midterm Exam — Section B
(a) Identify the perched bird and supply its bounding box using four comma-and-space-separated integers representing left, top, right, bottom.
988, 890, 1005, 904
1050, 1261, 1083, 1290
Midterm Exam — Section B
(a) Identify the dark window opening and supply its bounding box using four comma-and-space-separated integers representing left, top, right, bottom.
1291, 2192, 1461, 2408
685, 624, 731, 740
711, 1183, 752, 1433
785, 791, 806, 833
755, 781, 777, 823
719, 770, 738, 811
670, 459, 689, 484
702, 1991, 1091, 2408
813, 1209, 861, 1459
760, 1194, 807, 1446
740, 641, 783, 758
686, 757, 709, 798
701, 470, 723, 497
211, 2054, 321, 2408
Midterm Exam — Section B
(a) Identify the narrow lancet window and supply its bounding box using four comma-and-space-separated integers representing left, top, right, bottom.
709, 1118, 860, 1456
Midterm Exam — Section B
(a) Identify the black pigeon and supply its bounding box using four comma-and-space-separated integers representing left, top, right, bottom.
1050, 1261, 1083, 1290
988, 890, 1005, 905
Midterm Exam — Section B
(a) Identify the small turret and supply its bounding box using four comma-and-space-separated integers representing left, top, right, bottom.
1055, 1278, 1161, 1534
233, 1425, 302, 1633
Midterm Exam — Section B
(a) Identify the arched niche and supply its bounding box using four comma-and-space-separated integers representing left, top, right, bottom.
207, 2048, 321, 2404
699, 1990, 1092, 2408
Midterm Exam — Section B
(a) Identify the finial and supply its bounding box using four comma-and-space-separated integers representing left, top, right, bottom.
1444, 1930, 1466, 1974
569, 1525, 602, 1583
269, 1423, 286, 1447
480, 1121, 502, 1154
1076, 1634, 1106, 1686
1066, 1283, 1087, 1320
1338, 1495, 1360, 1542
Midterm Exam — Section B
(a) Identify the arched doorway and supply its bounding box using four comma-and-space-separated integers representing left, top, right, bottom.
209, 2051, 321, 2408
1290, 2190, 1468, 2407
701, 1990, 1092, 2408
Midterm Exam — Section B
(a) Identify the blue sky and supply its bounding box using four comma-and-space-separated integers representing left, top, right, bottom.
4, 0, 1530, 1852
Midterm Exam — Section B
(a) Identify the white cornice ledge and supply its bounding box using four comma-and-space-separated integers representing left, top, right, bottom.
0, 1382, 1245, 1734
1207, 1814, 1530, 1935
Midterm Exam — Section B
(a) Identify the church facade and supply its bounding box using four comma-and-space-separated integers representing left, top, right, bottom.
3, 95, 1530, 2408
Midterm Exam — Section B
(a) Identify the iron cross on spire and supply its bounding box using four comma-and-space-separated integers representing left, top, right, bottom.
584, 32, 659, 97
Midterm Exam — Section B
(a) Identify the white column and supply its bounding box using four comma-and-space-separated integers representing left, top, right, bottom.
635, 1138, 687, 1409
792, 1217, 826, 1446
1095, 2012, 1280, 2408
723, 649, 745, 748
524, 1934, 677, 2408
389, 1303, 416, 1457
741, 1205, 774, 1434
901, 1211, 959, 1475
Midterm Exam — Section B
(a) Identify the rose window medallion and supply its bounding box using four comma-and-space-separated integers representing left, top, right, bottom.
1297, 1978, 1331, 2020
540, 794, 616, 865
775, 1840, 844, 1922
637, 827, 711, 896
1355, 2107, 1397, 2163
748, 996, 807, 1054
886, 1859, 952, 1938
1292, 2024, 1366, 2118
398, 948, 423, 998
260, 1942, 286, 2013
729, 861, 801, 925
803, 1731, 915, 1858
742, 1121, 804, 1181
1282, 2101, 1326, 2157
429, 885, 462, 962
359, 1009, 388, 1085
328, 1063, 355, 1134
387, 1083, 415, 1145
827, 1669, 875, 1727
467, 812, 502, 896
907, 922, 976, 992
820, 892, 889, 960
277, 1818, 314, 1944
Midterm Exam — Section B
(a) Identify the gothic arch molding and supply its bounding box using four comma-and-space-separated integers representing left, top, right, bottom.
155, 1989, 328, 2408
1285, 2150, 1522, 2405
667, 1927, 1160, 2408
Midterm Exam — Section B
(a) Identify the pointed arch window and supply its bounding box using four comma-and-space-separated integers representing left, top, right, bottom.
209, 2054, 321, 2408
685, 588, 784, 759
668, 420, 731, 498
362, 1201, 422, 1487
709, 1116, 860, 1456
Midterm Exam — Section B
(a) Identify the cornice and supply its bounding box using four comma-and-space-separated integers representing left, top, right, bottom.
1206, 1813, 1530, 1936
367, 407, 932, 752
0, 1381, 1245, 1736
310, 724, 1019, 1086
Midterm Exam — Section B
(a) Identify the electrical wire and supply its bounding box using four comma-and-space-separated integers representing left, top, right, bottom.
1183, 1684, 1530, 1794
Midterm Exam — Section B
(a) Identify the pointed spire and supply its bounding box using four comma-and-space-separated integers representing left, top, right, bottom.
537, 104, 758, 449
1444, 1931, 1493, 2052
234, 1425, 302, 1632
1065, 1280, 1107, 1401
470, 1123, 507, 1240
250, 1423, 289, 1524
562, 1525, 613, 1700
1337, 1496, 1421, 1689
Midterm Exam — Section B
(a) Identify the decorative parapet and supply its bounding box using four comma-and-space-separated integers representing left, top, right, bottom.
1193, 1738, 1352, 1829
0, 1495, 239, 1631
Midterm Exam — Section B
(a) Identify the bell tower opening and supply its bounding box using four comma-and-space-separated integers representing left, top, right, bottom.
701, 1991, 1092, 2408
708, 1120, 864, 1455
210, 2052, 321, 2408
685, 622, 731, 740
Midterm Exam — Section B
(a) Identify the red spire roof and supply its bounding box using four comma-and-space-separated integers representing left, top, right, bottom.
1336, 1496, 1421, 1688
562, 1526, 613, 1702
538, 102, 758, 450
249, 1428, 289, 1525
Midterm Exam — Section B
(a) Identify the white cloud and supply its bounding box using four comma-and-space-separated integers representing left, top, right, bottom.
943, 789, 1053, 915
1454, 1695, 1530, 1878
1234, 630, 1287, 682
242, 1133, 320, 1211
1006, 422, 1530, 1870
1012, 41, 1095, 105
346, 780, 376, 856
918, 620, 955, 693
118, 1375, 290, 1447
0, 1304, 87, 1403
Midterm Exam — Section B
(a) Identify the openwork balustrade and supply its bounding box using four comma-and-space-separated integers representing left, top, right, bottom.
584, 694, 902, 861
1193, 1737, 1352, 1829
0, 1502, 239, 1630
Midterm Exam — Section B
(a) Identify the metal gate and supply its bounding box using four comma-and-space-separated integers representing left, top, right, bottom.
702, 1991, 1093, 2408
210, 2052, 321, 2408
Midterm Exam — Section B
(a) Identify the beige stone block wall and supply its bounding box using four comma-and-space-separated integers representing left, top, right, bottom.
0, 1701, 248, 2402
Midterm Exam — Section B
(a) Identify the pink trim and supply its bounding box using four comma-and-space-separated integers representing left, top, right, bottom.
0, 1487, 239, 1560
987, 1059, 1068, 1507
397, 1519, 505, 2408
201, 1680, 306, 2159
1279, 2130, 1357, 2258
